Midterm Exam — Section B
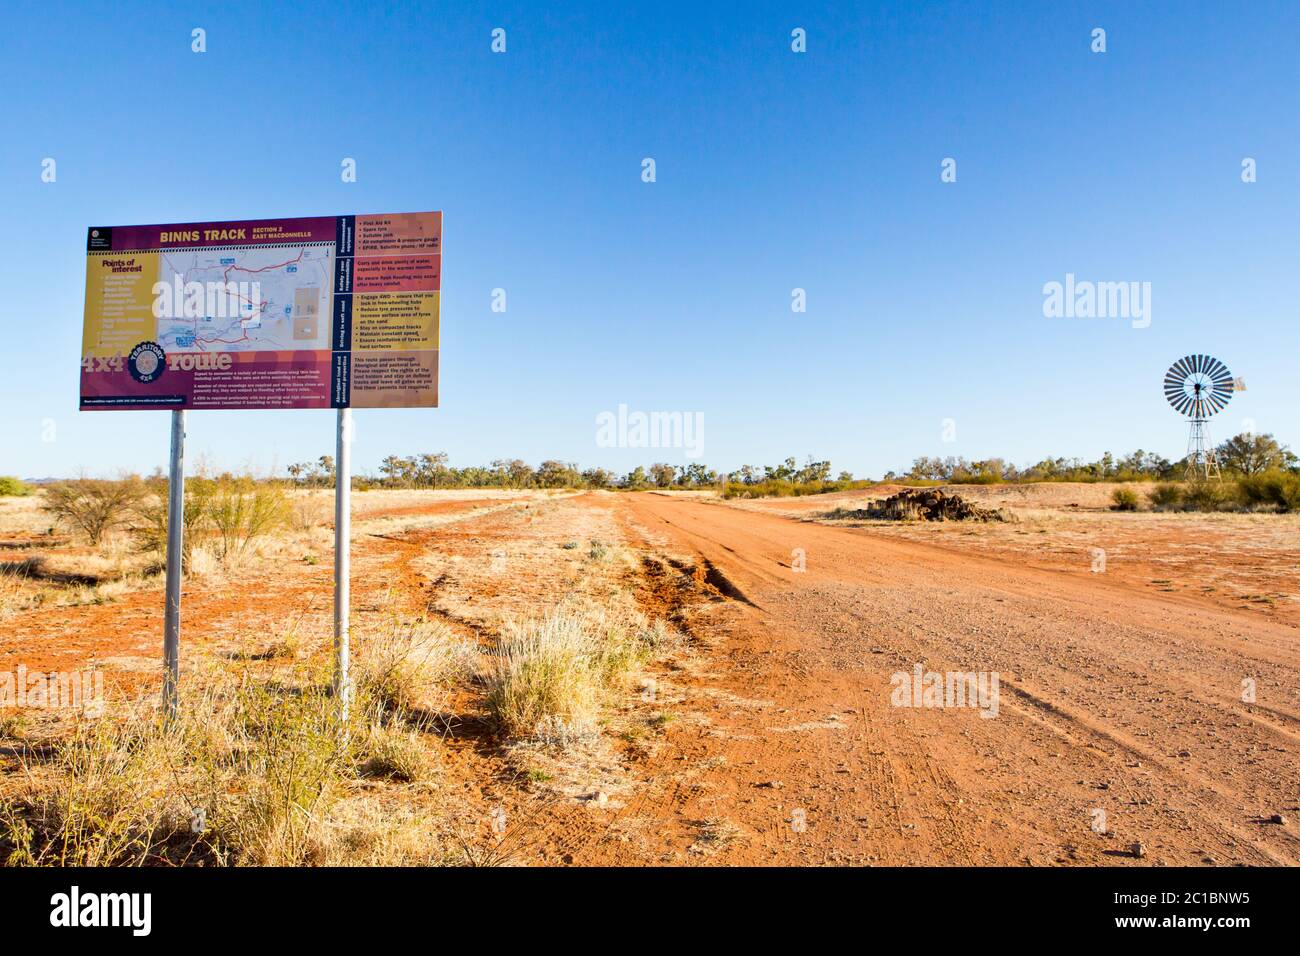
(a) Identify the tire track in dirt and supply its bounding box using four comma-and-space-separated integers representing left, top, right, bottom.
579, 492, 1300, 866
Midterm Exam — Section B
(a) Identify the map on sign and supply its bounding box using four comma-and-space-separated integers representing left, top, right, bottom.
155, 246, 335, 353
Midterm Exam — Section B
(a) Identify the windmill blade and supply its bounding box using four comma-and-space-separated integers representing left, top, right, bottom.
1165, 354, 1234, 420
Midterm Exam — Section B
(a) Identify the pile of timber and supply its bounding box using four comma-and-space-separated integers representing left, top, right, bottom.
865, 488, 1006, 522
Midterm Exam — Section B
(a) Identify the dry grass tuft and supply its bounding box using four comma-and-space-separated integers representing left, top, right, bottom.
484, 606, 655, 742
353, 618, 476, 716
486, 611, 601, 740
356, 718, 437, 783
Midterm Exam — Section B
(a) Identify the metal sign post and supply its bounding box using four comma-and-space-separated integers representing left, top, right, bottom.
162, 409, 186, 719
334, 407, 352, 726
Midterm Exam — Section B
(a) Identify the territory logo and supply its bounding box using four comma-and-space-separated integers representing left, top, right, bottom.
128, 341, 167, 384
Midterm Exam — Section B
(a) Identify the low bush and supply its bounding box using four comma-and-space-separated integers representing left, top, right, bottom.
0, 667, 451, 867
0, 476, 32, 497
1110, 487, 1139, 511
130, 475, 216, 563
357, 717, 436, 783
209, 478, 289, 561
42, 477, 144, 545
1236, 470, 1300, 512
1181, 480, 1237, 512
131, 475, 287, 567
721, 478, 874, 499
1147, 483, 1184, 510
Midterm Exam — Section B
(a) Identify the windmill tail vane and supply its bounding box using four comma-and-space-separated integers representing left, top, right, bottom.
1163, 354, 1234, 481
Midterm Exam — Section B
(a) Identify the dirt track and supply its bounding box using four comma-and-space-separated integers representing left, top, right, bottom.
588, 492, 1300, 866
3, 489, 1296, 867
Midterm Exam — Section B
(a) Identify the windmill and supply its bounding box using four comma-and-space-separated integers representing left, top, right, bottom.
1163, 354, 1236, 480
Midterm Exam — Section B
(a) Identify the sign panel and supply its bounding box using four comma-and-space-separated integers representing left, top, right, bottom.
80, 212, 440, 410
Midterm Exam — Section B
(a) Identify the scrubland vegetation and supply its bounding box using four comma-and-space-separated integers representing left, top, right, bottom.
1, 594, 678, 866
0, 485, 690, 867
0, 478, 31, 497
1, 430, 1295, 867
0, 618, 472, 866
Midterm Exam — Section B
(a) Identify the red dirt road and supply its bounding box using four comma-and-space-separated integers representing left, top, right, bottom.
4, 490, 1296, 867
588, 493, 1300, 866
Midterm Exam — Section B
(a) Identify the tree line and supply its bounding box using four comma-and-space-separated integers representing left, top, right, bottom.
897, 433, 1295, 483
277, 433, 1296, 493
282, 453, 841, 491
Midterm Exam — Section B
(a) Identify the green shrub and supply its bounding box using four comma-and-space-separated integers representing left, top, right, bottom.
1236, 470, 1300, 512
209, 478, 288, 561
1148, 483, 1183, 510
1181, 480, 1236, 512
721, 478, 874, 499
0, 476, 32, 497
1277, 475, 1300, 511
1110, 487, 1139, 511
130, 476, 216, 565
131, 474, 286, 567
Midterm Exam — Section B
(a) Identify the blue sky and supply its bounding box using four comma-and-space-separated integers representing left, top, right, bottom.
2, 0, 1297, 479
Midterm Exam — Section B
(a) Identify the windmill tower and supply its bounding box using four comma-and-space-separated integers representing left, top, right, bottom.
1163, 355, 1235, 481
